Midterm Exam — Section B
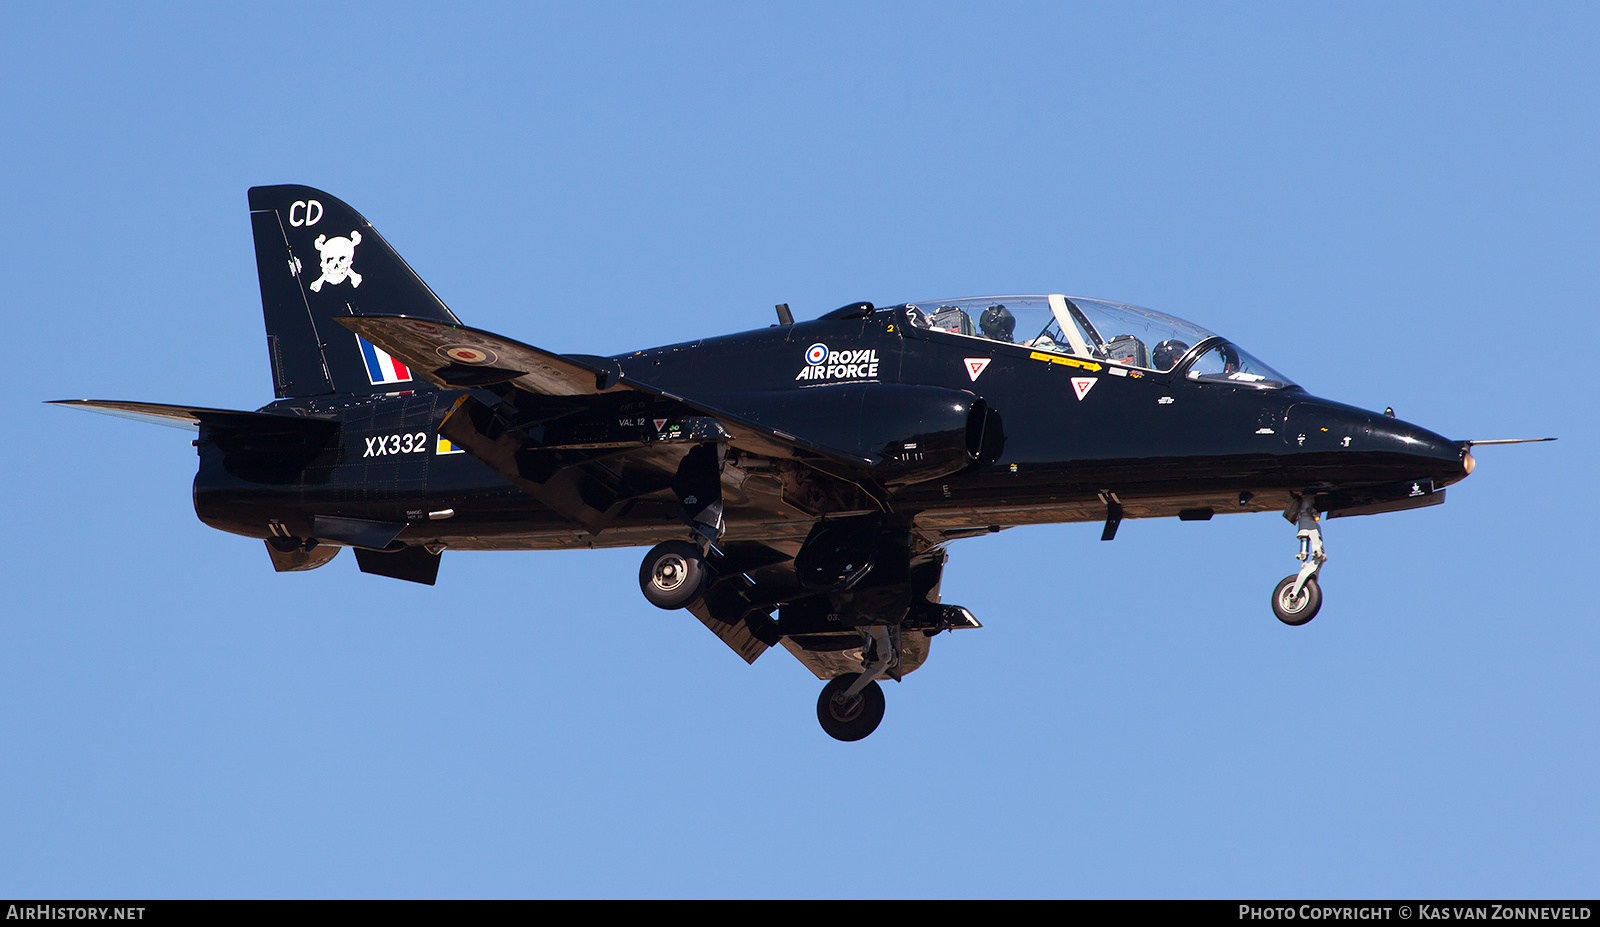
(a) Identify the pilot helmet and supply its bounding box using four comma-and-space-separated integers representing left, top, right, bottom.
1152, 339, 1190, 371
979, 304, 1015, 342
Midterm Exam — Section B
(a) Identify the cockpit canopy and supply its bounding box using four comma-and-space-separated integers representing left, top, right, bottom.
902, 294, 1296, 389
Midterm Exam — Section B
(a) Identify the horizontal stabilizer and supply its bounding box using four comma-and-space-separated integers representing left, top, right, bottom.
50, 400, 338, 436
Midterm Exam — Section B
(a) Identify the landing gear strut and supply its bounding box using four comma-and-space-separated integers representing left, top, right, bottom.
816, 625, 897, 741
638, 442, 725, 610
1272, 495, 1326, 626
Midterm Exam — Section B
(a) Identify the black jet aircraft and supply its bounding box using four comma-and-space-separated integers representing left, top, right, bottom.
57, 185, 1551, 741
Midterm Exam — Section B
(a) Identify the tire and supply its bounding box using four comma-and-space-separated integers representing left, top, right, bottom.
816, 673, 886, 742
1272, 574, 1322, 626
639, 540, 707, 610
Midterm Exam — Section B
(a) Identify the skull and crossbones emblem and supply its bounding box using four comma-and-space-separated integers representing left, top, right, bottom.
308, 231, 363, 292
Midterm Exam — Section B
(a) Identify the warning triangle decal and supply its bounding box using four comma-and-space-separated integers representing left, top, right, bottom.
1071, 377, 1097, 401
964, 358, 991, 381
653, 418, 668, 431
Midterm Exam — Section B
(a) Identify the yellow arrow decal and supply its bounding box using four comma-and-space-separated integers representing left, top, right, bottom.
1029, 351, 1103, 372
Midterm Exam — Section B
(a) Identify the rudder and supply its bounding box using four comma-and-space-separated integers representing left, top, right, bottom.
248, 185, 461, 398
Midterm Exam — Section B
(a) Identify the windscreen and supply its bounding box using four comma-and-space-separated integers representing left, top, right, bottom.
904, 296, 1057, 346
1184, 341, 1296, 388
1062, 297, 1216, 372
903, 294, 1296, 387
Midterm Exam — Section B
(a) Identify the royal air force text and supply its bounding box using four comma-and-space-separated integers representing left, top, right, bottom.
796, 349, 879, 381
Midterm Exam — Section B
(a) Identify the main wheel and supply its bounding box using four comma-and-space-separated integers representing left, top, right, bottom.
1272, 574, 1322, 626
639, 540, 707, 610
816, 673, 886, 742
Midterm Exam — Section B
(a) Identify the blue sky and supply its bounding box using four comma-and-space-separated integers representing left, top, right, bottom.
2, 2, 1594, 898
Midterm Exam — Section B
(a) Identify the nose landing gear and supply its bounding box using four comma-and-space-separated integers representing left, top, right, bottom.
1272, 495, 1326, 626
1272, 573, 1321, 625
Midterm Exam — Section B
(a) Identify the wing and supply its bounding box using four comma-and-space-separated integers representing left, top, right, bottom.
339, 316, 899, 666
338, 315, 874, 470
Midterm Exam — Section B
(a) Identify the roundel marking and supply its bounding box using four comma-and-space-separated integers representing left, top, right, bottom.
437, 344, 499, 366
806, 343, 828, 365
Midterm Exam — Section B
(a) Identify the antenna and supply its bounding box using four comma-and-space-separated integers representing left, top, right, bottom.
774, 303, 794, 326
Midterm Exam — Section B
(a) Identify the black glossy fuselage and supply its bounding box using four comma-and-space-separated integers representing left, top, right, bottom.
194, 305, 1468, 549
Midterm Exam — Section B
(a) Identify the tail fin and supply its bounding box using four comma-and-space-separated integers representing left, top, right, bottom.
248, 185, 461, 398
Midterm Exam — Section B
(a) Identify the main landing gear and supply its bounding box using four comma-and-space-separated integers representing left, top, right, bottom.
816, 624, 898, 742
639, 540, 709, 610
817, 673, 886, 742
639, 442, 724, 610
637, 540, 901, 742
638, 489, 922, 742
1272, 495, 1326, 626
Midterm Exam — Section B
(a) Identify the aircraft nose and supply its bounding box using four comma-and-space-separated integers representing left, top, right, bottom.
1284, 399, 1470, 484
1371, 416, 1471, 474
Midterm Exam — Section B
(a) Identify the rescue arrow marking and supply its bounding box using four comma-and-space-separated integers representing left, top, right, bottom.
1029, 351, 1102, 372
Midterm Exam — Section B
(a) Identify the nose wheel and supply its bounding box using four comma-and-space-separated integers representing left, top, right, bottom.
1272, 495, 1326, 625
1272, 574, 1322, 625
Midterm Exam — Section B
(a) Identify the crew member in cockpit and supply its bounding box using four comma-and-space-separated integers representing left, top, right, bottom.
1152, 339, 1190, 371
979, 305, 1016, 343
